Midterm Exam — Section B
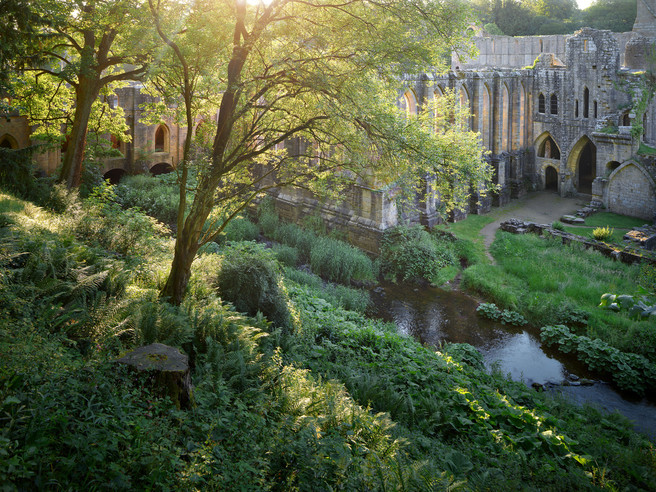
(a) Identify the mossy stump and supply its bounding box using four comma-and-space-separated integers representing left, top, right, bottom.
117, 343, 194, 410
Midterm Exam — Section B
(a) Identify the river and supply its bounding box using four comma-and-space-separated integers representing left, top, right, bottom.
368, 282, 656, 441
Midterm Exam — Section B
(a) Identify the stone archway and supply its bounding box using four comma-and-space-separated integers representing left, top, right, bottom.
103, 168, 126, 184
578, 141, 596, 194
150, 162, 174, 176
567, 135, 596, 195
545, 165, 558, 191
536, 133, 561, 159
0, 134, 19, 149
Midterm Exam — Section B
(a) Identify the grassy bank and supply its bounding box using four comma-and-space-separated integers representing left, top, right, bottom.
436, 210, 656, 394
1, 187, 655, 490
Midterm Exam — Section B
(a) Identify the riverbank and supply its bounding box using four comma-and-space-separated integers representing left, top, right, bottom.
2, 186, 656, 490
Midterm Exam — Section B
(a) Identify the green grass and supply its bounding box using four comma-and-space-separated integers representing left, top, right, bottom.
559, 212, 646, 246
434, 215, 494, 266
581, 212, 647, 230
464, 231, 656, 364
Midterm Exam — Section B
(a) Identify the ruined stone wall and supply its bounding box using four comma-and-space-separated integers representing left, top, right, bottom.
267, 184, 398, 254
101, 85, 188, 176
455, 31, 632, 70
607, 162, 656, 220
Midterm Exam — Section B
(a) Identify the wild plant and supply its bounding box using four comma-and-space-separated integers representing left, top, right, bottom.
592, 225, 614, 241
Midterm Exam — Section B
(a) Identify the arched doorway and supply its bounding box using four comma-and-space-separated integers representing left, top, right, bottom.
578, 140, 596, 194
545, 166, 558, 191
103, 168, 126, 184
150, 163, 174, 175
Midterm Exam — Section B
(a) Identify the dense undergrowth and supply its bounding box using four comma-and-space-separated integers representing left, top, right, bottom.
1, 184, 656, 490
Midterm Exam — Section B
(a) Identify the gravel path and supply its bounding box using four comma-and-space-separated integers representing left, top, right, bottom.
479, 191, 587, 262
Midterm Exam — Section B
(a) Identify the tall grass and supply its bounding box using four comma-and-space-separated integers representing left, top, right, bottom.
467, 231, 655, 360
310, 236, 375, 284
257, 203, 375, 285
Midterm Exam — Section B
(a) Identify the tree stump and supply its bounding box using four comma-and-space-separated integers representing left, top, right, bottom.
117, 343, 194, 409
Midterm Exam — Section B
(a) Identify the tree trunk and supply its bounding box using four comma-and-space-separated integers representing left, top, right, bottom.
160, 237, 198, 306
59, 78, 101, 188
160, 192, 215, 304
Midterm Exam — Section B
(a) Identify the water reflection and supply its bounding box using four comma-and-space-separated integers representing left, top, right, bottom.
368, 282, 656, 440
368, 282, 580, 384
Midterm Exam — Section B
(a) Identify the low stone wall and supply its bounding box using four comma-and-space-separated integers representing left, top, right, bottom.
499, 218, 656, 266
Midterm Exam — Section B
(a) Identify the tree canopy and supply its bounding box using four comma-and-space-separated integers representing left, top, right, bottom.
146, 0, 491, 303
469, 0, 637, 36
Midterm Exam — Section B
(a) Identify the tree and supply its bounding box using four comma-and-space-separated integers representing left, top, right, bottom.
149, 0, 492, 305
22, 0, 154, 188
582, 0, 636, 32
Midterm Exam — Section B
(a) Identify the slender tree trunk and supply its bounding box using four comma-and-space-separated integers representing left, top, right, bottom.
160, 190, 215, 304
59, 78, 101, 188
160, 4, 253, 305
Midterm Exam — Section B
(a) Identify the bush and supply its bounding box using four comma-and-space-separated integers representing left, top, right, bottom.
476, 302, 527, 326
272, 244, 299, 267
113, 174, 182, 224
380, 225, 457, 283
284, 267, 370, 313
309, 236, 375, 284
215, 242, 291, 330
274, 222, 317, 261
219, 215, 260, 243
541, 324, 656, 395
256, 197, 279, 237
592, 225, 614, 241
551, 220, 565, 231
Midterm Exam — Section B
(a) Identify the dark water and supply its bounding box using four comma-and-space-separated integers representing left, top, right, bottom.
368, 282, 656, 440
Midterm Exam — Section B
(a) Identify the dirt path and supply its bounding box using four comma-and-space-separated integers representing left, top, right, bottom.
479, 191, 587, 262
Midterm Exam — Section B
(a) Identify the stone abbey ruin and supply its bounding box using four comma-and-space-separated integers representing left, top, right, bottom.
270, 2, 656, 252
1, 1, 655, 253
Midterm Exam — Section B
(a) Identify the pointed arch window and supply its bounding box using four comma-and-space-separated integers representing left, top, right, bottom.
538, 94, 545, 114
550, 94, 558, 115
0, 135, 17, 149
155, 124, 169, 152
583, 87, 589, 118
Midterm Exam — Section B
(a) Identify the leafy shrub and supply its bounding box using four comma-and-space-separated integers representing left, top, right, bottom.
309, 236, 375, 284
592, 225, 614, 241
77, 182, 171, 258
442, 342, 485, 371
599, 292, 656, 320
551, 220, 565, 231
380, 225, 457, 283
476, 302, 527, 326
541, 324, 656, 395
215, 242, 291, 330
113, 174, 182, 224
272, 244, 299, 267
284, 267, 370, 313
219, 215, 260, 243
